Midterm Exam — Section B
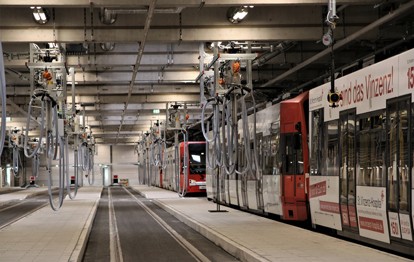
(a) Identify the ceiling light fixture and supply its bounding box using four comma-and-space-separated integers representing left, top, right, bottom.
30, 6, 49, 24
227, 6, 252, 24
100, 42, 116, 51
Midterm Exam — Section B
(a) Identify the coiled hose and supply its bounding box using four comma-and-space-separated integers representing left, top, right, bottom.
24, 90, 66, 211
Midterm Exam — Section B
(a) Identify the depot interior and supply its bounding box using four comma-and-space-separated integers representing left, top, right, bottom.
0, 0, 414, 188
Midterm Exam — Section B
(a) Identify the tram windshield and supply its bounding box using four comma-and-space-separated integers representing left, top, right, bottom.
188, 143, 206, 174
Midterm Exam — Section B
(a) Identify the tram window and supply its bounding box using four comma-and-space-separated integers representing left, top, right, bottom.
263, 135, 276, 175
310, 109, 324, 176
188, 143, 206, 175
372, 114, 386, 187
272, 133, 281, 175
257, 133, 264, 173
324, 120, 339, 176
264, 122, 281, 175
387, 99, 410, 211
399, 107, 409, 211
388, 106, 398, 210
191, 155, 201, 162
247, 138, 259, 179
356, 113, 386, 187
339, 111, 357, 206
281, 133, 303, 174
188, 144, 206, 165
412, 103, 414, 190
293, 133, 301, 150
263, 136, 270, 174
348, 114, 356, 200
357, 117, 370, 186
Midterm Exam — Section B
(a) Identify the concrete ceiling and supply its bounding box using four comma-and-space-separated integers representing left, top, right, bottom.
1, 0, 414, 144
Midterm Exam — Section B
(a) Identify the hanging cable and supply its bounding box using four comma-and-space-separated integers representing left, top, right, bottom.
32, 154, 40, 178
202, 95, 224, 170
220, 95, 237, 175
23, 91, 46, 158
178, 129, 188, 197
47, 135, 64, 211
87, 146, 95, 185
12, 145, 22, 178
10, 130, 23, 178
77, 130, 96, 186
201, 97, 219, 143
24, 87, 66, 210
66, 136, 78, 199
205, 121, 215, 170
244, 91, 259, 179
0, 43, 7, 158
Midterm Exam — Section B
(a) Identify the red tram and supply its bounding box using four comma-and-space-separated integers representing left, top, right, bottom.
206, 91, 310, 220
163, 141, 207, 195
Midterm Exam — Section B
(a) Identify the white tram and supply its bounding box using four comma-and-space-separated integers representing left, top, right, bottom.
309, 47, 414, 255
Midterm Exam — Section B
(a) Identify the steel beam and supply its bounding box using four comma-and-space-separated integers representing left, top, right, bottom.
0, 0, 380, 7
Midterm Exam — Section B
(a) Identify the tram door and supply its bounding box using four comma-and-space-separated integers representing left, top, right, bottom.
386, 97, 411, 240
339, 110, 358, 231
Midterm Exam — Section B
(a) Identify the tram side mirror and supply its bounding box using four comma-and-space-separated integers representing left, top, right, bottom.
294, 133, 301, 150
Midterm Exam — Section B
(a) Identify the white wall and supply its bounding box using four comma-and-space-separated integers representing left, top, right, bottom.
92, 144, 111, 186
18, 144, 140, 187
112, 145, 140, 185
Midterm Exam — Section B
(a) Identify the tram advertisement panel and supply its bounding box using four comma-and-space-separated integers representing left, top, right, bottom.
309, 176, 342, 230
325, 55, 399, 122
398, 48, 414, 99
309, 84, 326, 111
388, 212, 413, 241
356, 186, 390, 243
398, 213, 412, 241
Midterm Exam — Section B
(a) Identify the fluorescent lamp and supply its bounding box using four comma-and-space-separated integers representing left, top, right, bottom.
33, 12, 41, 21
227, 7, 249, 24
31, 7, 49, 24
233, 10, 248, 20
153, 109, 160, 114
210, 41, 222, 48
39, 12, 47, 21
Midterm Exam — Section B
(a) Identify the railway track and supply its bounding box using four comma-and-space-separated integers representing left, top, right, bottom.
0, 190, 51, 230
83, 186, 238, 262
